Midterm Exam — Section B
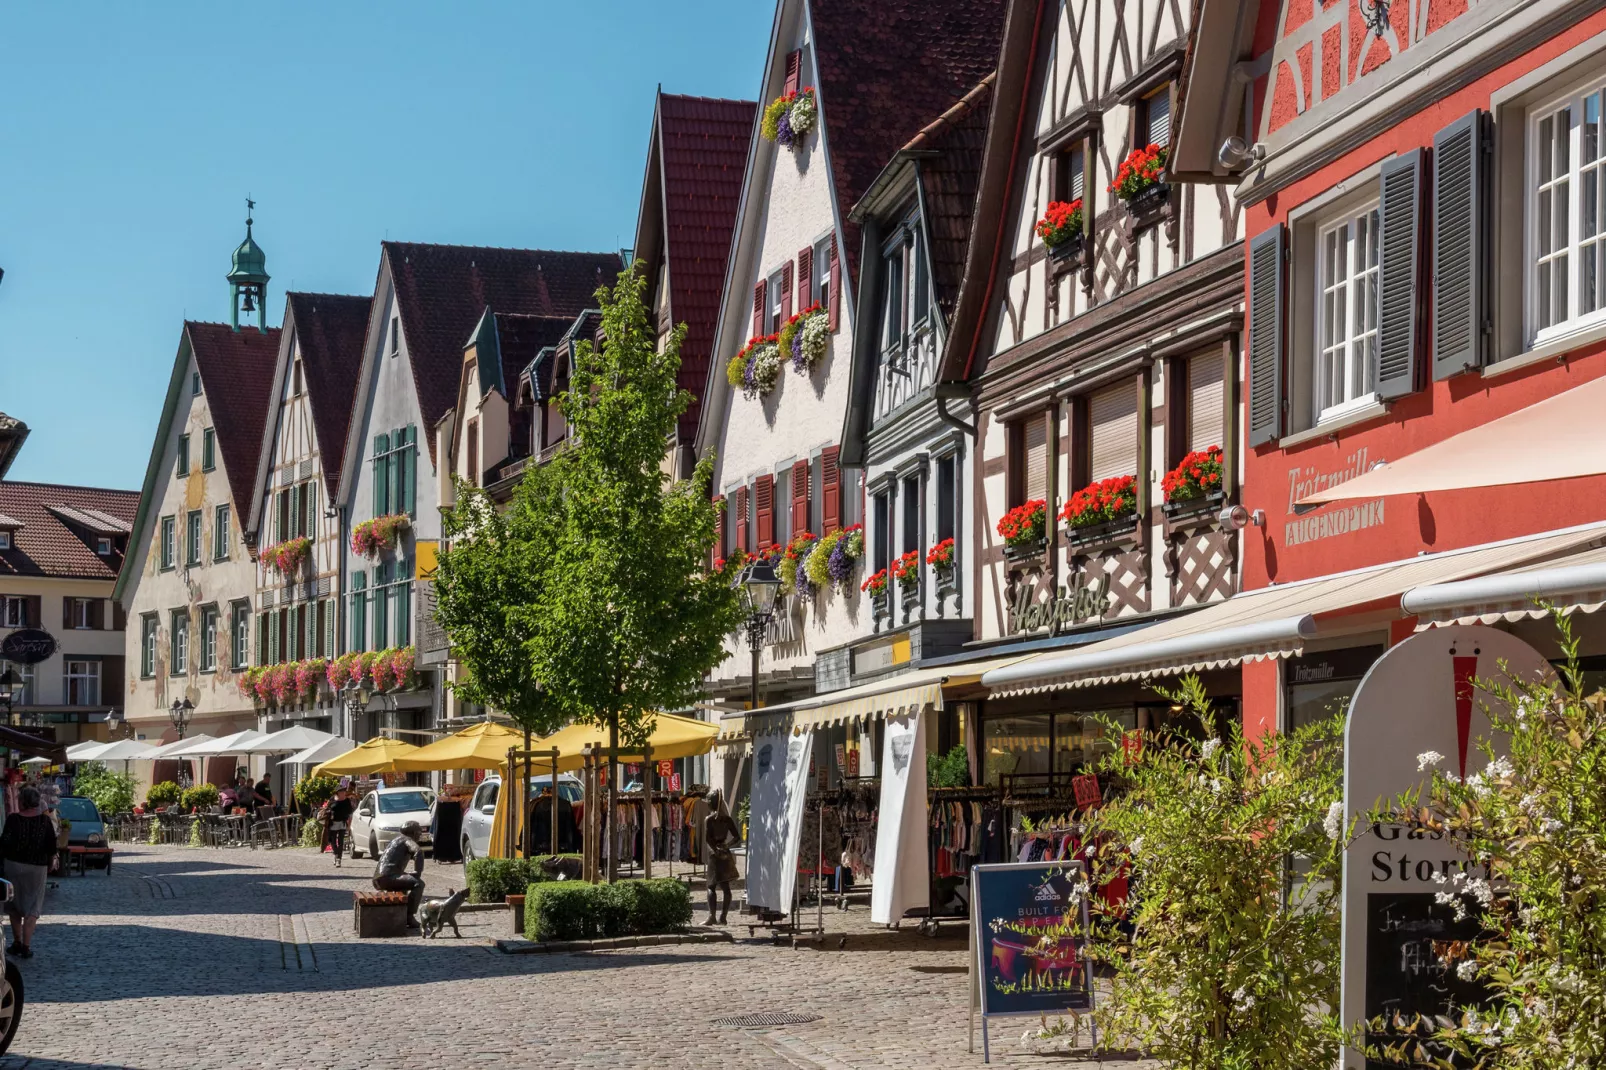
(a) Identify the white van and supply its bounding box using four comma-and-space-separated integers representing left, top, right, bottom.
460, 773, 584, 861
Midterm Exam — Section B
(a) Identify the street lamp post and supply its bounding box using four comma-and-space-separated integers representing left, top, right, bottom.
168, 698, 193, 740
736, 559, 782, 716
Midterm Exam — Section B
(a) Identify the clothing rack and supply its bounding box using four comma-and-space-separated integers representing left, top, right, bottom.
601, 789, 711, 876
914, 784, 1003, 936
748, 791, 836, 947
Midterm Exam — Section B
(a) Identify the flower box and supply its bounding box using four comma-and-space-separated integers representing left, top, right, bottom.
1127, 182, 1171, 226
1002, 538, 1047, 562
1066, 515, 1140, 550
1047, 233, 1086, 265
1162, 490, 1226, 525
997, 500, 1047, 555
871, 590, 890, 620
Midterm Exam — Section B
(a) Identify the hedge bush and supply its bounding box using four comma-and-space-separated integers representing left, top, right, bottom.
180, 783, 220, 811
146, 781, 183, 809
523, 878, 692, 942
464, 855, 582, 903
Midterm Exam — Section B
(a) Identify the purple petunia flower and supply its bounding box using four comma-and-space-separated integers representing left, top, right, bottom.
790, 330, 806, 372
776, 112, 795, 148
827, 541, 853, 586
743, 353, 758, 390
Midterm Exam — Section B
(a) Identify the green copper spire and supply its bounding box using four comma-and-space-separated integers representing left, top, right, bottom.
227, 198, 270, 332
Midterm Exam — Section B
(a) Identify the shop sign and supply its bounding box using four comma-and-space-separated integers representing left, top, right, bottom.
1006, 574, 1111, 636
853, 633, 912, 676
0, 628, 57, 666
1071, 774, 1100, 809
970, 860, 1093, 1061
1283, 447, 1386, 548
656, 760, 673, 778
1339, 626, 1553, 1068
1285, 645, 1384, 685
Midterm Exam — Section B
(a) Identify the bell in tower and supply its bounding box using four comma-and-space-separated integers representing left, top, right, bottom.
226, 198, 270, 332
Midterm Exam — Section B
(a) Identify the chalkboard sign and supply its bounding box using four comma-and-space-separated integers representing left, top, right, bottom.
1363, 893, 1488, 1069
971, 860, 1092, 1018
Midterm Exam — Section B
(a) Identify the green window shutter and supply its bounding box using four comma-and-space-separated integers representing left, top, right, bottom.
388, 429, 402, 516
268, 609, 279, 663
400, 426, 416, 514
1376, 149, 1423, 400
352, 572, 367, 652
373, 433, 391, 515
396, 565, 412, 645
1246, 224, 1285, 447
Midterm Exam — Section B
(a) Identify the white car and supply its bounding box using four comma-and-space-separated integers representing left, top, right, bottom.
460, 773, 583, 862
347, 786, 436, 860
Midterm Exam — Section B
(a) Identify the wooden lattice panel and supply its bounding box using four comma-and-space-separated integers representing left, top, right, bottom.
1071, 546, 1149, 617
1168, 530, 1237, 606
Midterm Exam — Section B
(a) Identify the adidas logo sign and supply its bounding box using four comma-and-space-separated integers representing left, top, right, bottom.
1033, 882, 1062, 903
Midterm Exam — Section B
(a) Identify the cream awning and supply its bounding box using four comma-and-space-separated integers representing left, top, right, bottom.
982, 524, 1606, 696
1404, 542, 1606, 627
1297, 373, 1606, 505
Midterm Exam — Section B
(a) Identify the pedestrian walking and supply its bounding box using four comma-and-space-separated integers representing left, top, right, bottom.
371, 820, 426, 928
323, 787, 355, 867
0, 786, 58, 958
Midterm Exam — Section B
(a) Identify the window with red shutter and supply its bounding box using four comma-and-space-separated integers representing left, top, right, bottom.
780, 262, 793, 322
797, 247, 813, 309
734, 487, 750, 552
784, 50, 801, 96
755, 474, 775, 548
827, 238, 842, 332
752, 281, 766, 338
791, 459, 810, 534
820, 446, 841, 532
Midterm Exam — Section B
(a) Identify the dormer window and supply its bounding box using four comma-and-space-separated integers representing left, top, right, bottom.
390, 316, 401, 357
879, 211, 928, 358
96, 537, 111, 556
191, 370, 201, 396
0, 532, 10, 551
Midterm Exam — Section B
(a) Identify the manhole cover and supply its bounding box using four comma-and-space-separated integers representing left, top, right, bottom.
714, 1011, 823, 1029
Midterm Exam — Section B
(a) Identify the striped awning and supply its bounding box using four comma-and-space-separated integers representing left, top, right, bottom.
1404, 543, 1606, 627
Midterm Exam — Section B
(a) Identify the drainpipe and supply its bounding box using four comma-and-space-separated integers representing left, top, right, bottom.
935, 386, 976, 438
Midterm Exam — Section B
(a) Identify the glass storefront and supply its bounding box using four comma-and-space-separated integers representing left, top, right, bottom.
982, 707, 1141, 785
1283, 646, 1384, 736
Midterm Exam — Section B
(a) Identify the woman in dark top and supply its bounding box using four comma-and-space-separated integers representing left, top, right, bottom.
0, 786, 57, 957
323, 788, 355, 868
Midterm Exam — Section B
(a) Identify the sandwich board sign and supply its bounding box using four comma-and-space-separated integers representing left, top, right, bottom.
1338, 626, 1552, 1069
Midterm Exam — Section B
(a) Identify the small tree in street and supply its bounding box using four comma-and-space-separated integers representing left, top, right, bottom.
1081, 676, 1348, 1069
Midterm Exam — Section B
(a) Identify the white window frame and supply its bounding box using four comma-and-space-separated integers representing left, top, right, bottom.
141, 613, 158, 678
0, 532, 11, 551
64, 659, 100, 707
170, 610, 188, 676
199, 605, 219, 673
1527, 74, 1606, 347
160, 516, 175, 570
767, 269, 785, 335
813, 236, 833, 315
95, 537, 111, 556
1313, 198, 1381, 424
0, 597, 26, 628
231, 602, 250, 670
70, 598, 92, 630
214, 504, 230, 561
186, 510, 203, 568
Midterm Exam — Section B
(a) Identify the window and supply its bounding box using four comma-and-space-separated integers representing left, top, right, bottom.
1053, 142, 1088, 203
230, 602, 250, 670
351, 571, 368, 651
372, 427, 418, 516
202, 427, 215, 471
813, 236, 833, 318
935, 455, 956, 544
291, 360, 303, 396
176, 433, 190, 477
159, 516, 175, 570
881, 246, 905, 351
169, 609, 188, 675
66, 660, 104, 705
1530, 82, 1606, 341
0, 662, 33, 706
298, 481, 314, 538
394, 561, 412, 646
191, 370, 201, 395
199, 605, 219, 672
878, 216, 929, 359
900, 475, 920, 555
0, 596, 27, 628
213, 504, 230, 561
1007, 414, 1050, 509
95, 537, 111, 556
767, 269, 785, 334
186, 510, 203, 567
140, 613, 158, 678
872, 491, 891, 573
68, 598, 94, 629
390, 315, 401, 356
1315, 201, 1381, 421
466, 420, 479, 487
1089, 380, 1140, 482
0, 532, 9, 551
1140, 87, 1172, 149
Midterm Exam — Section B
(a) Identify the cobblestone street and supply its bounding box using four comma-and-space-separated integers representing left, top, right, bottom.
0, 846, 1147, 1070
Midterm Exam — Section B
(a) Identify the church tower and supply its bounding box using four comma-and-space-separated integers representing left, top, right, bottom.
226, 199, 270, 332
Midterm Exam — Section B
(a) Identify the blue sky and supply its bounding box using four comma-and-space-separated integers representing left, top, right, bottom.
0, 2, 772, 489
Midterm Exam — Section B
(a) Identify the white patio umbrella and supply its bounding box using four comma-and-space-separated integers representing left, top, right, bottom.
176, 729, 268, 756
19, 756, 51, 766
91, 739, 159, 761
242, 725, 335, 755
65, 740, 113, 761
144, 734, 216, 759
283, 736, 355, 767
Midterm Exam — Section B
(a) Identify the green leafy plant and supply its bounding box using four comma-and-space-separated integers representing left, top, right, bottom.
464, 856, 584, 903
927, 745, 971, 788
1365, 613, 1606, 1070
292, 774, 339, 811
1081, 675, 1349, 1069
299, 818, 323, 848
523, 877, 691, 941
73, 763, 136, 815
146, 780, 183, 809
188, 816, 204, 847
180, 783, 220, 812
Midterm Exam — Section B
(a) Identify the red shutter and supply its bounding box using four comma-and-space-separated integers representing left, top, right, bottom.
780, 262, 793, 322
734, 487, 750, 552
784, 50, 801, 96
752, 281, 766, 337
820, 446, 841, 532
791, 459, 810, 534
755, 474, 775, 549
827, 237, 841, 332
712, 496, 726, 558
797, 247, 813, 310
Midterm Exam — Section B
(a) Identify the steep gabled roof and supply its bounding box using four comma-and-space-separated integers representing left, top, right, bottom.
486, 313, 571, 400
187, 322, 281, 517
908, 73, 994, 324
382, 243, 623, 464
285, 292, 371, 495
643, 93, 757, 443
0, 414, 28, 480
810, 0, 1007, 284
0, 480, 139, 580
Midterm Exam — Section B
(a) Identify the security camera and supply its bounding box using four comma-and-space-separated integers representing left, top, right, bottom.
1218, 136, 1266, 170
1217, 504, 1266, 530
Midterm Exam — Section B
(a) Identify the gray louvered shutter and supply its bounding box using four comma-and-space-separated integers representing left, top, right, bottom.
1375, 149, 1422, 400
1432, 110, 1487, 379
1246, 225, 1285, 447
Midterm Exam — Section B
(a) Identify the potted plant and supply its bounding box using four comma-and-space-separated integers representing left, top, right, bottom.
779, 304, 830, 373
997, 499, 1048, 559
761, 86, 818, 151
892, 550, 921, 606
779, 531, 818, 597
725, 335, 783, 400
262, 536, 311, 577
1110, 143, 1170, 220
1161, 445, 1226, 521
926, 537, 956, 591
1035, 199, 1085, 263
1060, 475, 1140, 546
805, 524, 864, 594
861, 567, 890, 616
350, 514, 411, 559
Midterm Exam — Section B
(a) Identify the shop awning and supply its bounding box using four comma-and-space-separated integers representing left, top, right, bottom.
1403, 542, 1606, 627
284, 736, 355, 767
65, 740, 114, 760
1297, 373, 1606, 506
0, 726, 66, 764
982, 523, 1606, 696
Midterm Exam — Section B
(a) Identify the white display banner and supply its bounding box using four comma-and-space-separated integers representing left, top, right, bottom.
872, 709, 930, 924
745, 728, 815, 913
1338, 625, 1552, 1069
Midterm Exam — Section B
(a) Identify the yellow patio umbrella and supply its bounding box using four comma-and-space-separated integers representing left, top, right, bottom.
386, 720, 525, 773
312, 736, 420, 777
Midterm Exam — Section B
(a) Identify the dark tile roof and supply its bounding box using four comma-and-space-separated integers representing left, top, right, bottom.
0, 480, 139, 580
45, 505, 132, 535
489, 314, 572, 400
655, 94, 757, 443
909, 74, 995, 323
285, 293, 372, 497
186, 322, 282, 517
0, 414, 27, 481
383, 243, 623, 464
810, 0, 1007, 284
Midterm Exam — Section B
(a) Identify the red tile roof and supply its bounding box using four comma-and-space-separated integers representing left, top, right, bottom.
654, 94, 757, 443
0, 480, 139, 580
906, 74, 995, 323
286, 293, 372, 496
810, 0, 1007, 284
383, 243, 622, 464
186, 322, 282, 517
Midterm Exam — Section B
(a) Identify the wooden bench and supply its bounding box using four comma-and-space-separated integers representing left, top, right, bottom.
353, 890, 410, 938
66, 846, 114, 876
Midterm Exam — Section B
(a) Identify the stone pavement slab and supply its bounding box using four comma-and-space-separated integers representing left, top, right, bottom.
0, 845, 1156, 1070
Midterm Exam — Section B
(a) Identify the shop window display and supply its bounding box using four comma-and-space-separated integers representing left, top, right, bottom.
982, 714, 1050, 785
